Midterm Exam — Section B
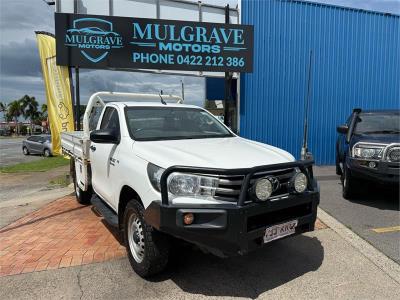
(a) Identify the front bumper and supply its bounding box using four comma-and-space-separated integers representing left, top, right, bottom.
144, 160, 320, 257
347, 158, 400, 184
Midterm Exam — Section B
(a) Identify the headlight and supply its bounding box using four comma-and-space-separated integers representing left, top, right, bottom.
147, 163, 165, 192
352, 143, 385, 159
168, 173, 218, 198
254, 178, 273, 201
293, 172, 308, 193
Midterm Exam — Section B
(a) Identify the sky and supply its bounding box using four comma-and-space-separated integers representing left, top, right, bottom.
0, 0, 399, 110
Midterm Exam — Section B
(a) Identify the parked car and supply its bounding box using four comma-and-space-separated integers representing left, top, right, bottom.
0, 128, 11, 136
62, 92, 320, 277
336, 109, 400, 199
22, 134, 52, 157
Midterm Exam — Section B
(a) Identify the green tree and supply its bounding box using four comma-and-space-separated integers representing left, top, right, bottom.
0, 101, 7, 122
20, 95, 40, 134
7, 100, 24, 135
41, 103, 47, 114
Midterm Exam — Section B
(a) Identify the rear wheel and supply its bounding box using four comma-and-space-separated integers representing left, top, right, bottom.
22, 147, 29, 155
123, 200, 170, 277
70, 159, 92, 205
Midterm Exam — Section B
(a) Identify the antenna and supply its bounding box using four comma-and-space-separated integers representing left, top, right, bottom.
301, 50, 313, 160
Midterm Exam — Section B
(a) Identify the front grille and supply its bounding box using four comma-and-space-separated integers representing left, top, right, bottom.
214, 168, 297, 202
214, 175, 244, 201
387, 146, 400, 162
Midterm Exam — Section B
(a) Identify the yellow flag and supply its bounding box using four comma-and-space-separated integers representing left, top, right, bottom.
36, 32, 74, 155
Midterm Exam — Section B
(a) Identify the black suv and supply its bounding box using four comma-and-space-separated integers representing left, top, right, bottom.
336, 109, 400, 199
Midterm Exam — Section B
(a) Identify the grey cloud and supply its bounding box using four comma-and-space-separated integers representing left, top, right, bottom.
0, 0, 54, 31
0, 39, 42, 77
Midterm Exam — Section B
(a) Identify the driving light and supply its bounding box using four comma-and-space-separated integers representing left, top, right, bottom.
293, 172, 308, 193
254, 178, 273, 201
168, 173, 218, 198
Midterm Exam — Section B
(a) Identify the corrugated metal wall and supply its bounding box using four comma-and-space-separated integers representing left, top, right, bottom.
240, 0, 400, 165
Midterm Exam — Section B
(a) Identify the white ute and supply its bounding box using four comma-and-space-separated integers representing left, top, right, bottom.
61, 91, 320, 277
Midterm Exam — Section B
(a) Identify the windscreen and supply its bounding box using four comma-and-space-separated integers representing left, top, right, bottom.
354, 112, 400, 134
125, 107, 233, 141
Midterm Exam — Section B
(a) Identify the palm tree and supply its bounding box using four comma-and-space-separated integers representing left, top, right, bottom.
0, 102, 7, 123
7, 100, 24, 135
41, 103, 47, 114
21, 95, 39, 134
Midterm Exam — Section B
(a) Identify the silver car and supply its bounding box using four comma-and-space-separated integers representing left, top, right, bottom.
22, 135, 53, 157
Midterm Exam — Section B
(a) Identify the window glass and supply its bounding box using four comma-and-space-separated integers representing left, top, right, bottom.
354, 113, 400, 134
100, 107, 120, 132
113, 0, 157, 18
89, 106, 104, 131
77, 0, 109, 14
125, 107, 233, 141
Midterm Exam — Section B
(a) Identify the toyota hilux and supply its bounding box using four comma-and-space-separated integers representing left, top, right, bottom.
62, 92, 320, 277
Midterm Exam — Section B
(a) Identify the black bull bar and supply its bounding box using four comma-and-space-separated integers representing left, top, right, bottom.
160, 159, 316, 206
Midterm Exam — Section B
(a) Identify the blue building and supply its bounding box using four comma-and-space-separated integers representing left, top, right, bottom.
239, 0, 400, 165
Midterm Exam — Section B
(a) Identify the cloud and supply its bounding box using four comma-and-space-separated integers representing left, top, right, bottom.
0, 39, 42, 77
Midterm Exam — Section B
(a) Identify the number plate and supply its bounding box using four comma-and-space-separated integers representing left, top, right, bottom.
263, 220, 298, 243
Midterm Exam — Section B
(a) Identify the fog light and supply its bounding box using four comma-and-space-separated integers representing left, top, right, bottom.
368, 161, 376, 168
183, 213, 194, 225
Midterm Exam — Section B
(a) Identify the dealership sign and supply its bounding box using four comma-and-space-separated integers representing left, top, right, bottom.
55, 13, 253, 72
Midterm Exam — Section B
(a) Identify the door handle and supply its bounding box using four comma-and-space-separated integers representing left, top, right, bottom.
90, 145, 96, 152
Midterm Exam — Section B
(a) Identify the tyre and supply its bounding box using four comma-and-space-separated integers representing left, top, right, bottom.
335, 143, 342, 175
335, 155, 342, 176
43, 148, 51, 157
22, 147, 29, 155
342, 166, 358, 199
123, 200, 170, 277
70, 160, 92, 205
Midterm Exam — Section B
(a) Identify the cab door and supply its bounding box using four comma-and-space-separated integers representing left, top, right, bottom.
90, 106, 121, 209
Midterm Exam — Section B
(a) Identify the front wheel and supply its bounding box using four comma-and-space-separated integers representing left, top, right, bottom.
22, 147, 29, 155
123, 200, 170, 277
43, 148, 51, 157
342, 166, 359, 199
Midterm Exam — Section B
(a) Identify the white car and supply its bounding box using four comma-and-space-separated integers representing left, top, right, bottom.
62, 92, 319, 277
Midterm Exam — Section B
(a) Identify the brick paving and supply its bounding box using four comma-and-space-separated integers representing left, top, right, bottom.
0, 195, 327, 277
0, 196, 126, 277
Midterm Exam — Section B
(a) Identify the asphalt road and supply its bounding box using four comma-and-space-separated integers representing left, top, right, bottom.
0, 137, 41, 167
315, 166, 400, 264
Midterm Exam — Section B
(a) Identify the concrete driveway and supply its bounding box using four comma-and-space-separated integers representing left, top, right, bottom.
0, 228, 399, 299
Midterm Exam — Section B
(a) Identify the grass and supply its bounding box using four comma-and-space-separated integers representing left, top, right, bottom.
49, 174, 71, 187
0, 156, 70, 173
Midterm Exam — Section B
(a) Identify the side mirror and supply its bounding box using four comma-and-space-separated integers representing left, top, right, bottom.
336, 124, 349, 134
90, 129, 120, 144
